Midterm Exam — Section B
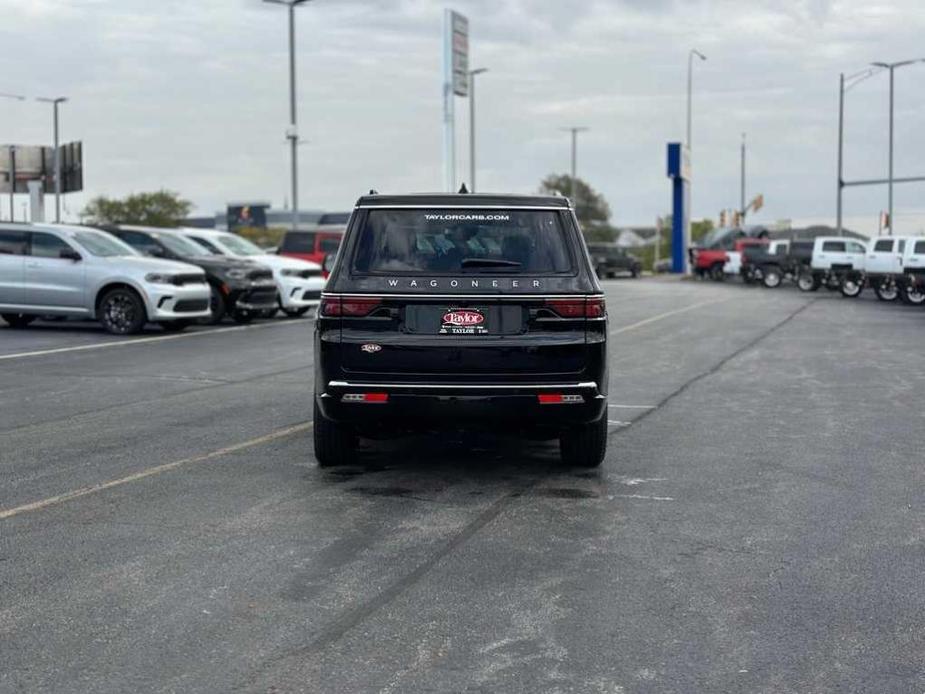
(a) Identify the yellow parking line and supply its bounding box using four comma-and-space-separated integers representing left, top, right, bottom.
0, 320, 306, 362
0, 422, 313, 521
610, 297, 731, 336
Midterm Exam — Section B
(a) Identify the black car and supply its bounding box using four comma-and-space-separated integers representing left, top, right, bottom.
313, 193, 608, 468
102, 226, 277, 324
586, 243, 642, 279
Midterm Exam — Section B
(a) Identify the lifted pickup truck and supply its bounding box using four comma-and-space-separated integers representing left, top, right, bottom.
899, 237, 925, 305
724, 237, 768, 281
799, 236, 867, 297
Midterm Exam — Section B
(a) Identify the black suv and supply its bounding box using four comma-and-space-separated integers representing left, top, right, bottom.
103, 226, 277, 324
587, 243, 642, 279
314, 193, 608, 468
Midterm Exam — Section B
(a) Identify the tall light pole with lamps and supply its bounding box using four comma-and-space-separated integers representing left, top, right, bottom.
264, 0, 313, 234
468, 67, 488, 192
871, 59, 925, 235
686, 49, 706, 149
36, 96, 67, 223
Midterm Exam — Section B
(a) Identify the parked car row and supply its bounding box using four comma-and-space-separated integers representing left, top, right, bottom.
694, 230, 925, 305
0, 222, 338, 335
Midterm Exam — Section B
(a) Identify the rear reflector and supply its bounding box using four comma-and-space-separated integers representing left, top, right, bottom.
545, 298, 605, 318
321, 297, 382, 317
537, 394, 584, 405
341, 392, 389, 403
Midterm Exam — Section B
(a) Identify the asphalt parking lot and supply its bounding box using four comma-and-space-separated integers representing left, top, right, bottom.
1, 278, 923, 693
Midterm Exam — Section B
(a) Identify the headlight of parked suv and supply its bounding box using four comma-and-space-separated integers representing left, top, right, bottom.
223, 268, 249, 280
145, 273, 176, 284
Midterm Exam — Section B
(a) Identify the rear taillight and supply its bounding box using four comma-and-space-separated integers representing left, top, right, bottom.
545, 298, 605, 318
320, 297, 382, 317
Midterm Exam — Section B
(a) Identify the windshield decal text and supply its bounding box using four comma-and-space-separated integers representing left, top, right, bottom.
424, 213, 511, 222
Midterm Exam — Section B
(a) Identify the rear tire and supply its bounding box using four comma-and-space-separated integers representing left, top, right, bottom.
1, 313, 36, 328
762, 266, 783, 288
313, 399, 357, 468
874, 280, 899, 302
709, 263, 725, 282
840, 276, 863, 298
797, 271, 819, 292
900, 283, 925, 305
560, 414, 607, 468
98, 288, 146, 335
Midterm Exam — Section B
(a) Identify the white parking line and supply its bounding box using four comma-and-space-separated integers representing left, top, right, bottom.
609, 297, 731, 336
0, 320, 305, 362
0, 421, 313, 521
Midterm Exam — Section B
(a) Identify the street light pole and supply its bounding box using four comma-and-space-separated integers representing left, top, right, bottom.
1, 93, 25, 221
686, 49, 706, 149
37, 96, 67, 223
468, 67, 488, 192
561, 126, 589, 202
870, 59, 925, 235
740, 133, 746, 219
265, 0, 312, 234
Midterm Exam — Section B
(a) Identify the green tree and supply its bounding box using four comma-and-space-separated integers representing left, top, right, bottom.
81, 190, 192, 227
539, 174, 611, 227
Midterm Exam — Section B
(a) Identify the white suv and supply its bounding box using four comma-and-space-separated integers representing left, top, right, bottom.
170, 228, 324, 317
0, 224, 211, 334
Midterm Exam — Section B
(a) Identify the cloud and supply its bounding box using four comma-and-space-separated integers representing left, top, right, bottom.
0, 0, 923, 233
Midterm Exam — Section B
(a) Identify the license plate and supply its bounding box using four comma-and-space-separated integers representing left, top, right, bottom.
439, 308, 488, 335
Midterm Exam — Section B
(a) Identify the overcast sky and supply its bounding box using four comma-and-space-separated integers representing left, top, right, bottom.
1, 0, 924, 234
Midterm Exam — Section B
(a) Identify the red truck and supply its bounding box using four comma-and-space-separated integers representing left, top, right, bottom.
691, 227, 768, 281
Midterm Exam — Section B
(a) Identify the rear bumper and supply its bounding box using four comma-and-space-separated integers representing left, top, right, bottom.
317, 380, 607, 431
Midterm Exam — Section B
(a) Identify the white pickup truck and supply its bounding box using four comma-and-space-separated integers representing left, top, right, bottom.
801, 236, 867, 297
865, 236, 911, 301
900, 237, 925, 305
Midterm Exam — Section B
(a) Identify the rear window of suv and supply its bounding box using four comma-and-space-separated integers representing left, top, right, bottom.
351, 209, 574, 275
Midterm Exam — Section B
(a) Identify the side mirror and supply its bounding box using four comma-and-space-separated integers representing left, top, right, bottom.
322, 253, 336, 274
60, 248, 82, 261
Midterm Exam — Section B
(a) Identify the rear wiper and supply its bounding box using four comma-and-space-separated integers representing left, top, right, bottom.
460, 258, 522, 269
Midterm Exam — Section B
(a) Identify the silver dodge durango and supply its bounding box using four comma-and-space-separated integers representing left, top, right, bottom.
0, 224, 211, 334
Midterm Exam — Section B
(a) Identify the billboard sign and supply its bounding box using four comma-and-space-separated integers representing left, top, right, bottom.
450, 11, 469, 97
227, 203, 269, 231
0, 142, 83, 194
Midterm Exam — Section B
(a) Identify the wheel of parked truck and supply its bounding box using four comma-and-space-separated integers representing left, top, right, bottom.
840, 276, 863, 298
232, 310, 255, 325
560, 414, 607, 468
630, 268, 639, 278
797, 272, 819, 292
900, 284, 925, 306
313, 399, 357, 467
204, 285, 226, 325
709, 263, 725, 282
874, 281, 899, 302
1, 313, 36, 329
762, 267, 783, 288
160, 320, 191, 332
98, 288, 146, 335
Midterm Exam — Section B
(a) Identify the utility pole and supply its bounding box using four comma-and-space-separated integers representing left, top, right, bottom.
740, 133, 746, 221
37, 96, 67, 223
561, 126, 589, 202
468, 67, 488, 192
264, 0, 313, 234
836, 73, 844, 236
